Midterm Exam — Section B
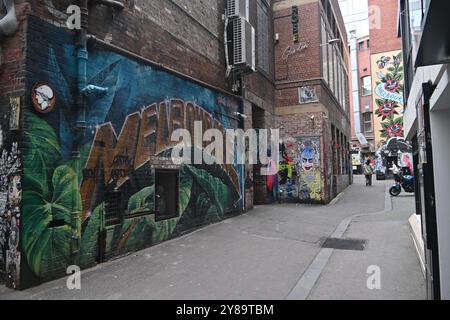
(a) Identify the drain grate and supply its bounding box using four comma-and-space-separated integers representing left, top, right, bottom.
321, 238, 367, 251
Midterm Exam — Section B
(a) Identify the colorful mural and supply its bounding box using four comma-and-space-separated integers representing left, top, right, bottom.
298, 137, 322, 202
277, 136, 322, 203
0, 121, 22, 288
278, 138, 299, 201
19, 18, 244, 287
371, 50, 405, 148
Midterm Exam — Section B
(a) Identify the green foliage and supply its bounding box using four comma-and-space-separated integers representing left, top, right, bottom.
127, 186, 155, 214
23, 112, 62, 197
22, 165, 81, 278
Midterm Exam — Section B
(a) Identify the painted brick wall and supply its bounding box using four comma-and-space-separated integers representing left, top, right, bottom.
0, 1, 29, 289
28, 0, 275, 112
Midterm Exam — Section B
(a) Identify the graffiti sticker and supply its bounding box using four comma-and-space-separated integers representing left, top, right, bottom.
31, 82, 56, 113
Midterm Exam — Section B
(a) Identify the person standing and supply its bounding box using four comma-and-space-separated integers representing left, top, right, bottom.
364, 159, 374, 186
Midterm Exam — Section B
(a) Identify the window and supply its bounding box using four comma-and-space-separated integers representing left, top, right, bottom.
358, 41, 364, 50
361, 76, 372, 96
366, 40, 370, 48
155, 170, 180, 221
257, 0, 270, 74
363, 112, 372, 132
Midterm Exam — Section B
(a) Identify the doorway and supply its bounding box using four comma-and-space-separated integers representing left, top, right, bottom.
155, 169, 180, 221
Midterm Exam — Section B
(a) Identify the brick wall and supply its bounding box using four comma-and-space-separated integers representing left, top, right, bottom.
0, 1, 29, 288
368, 0, 402, 55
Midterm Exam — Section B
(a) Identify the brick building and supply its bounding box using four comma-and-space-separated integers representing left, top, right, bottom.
340, 0, 407, 176
273, 0, 352, 203
0, 0, 351, 289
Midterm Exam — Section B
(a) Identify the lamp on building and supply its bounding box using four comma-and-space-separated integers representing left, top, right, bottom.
320, 38, 342, 47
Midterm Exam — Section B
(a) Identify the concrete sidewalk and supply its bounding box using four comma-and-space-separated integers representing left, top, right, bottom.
0, 176, 424, 300
308, 191, 426, 300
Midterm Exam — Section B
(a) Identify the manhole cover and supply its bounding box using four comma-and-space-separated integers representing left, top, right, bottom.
321, 238, 367, 251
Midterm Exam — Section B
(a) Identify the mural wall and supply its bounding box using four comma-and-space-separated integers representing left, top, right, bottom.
371, 50, 405, 148
19, 17, 244, 287
0, 100, 22, 289
298, 137, 322, 202
277, 136, 323, 203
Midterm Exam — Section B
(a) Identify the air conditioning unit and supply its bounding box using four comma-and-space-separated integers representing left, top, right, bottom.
227, 0, 249, 20
232, 17, 255, 72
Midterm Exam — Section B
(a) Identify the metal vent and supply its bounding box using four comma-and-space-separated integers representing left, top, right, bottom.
232, 17, 255, 70
321, 238, 367, 251
227, 0, 249, 20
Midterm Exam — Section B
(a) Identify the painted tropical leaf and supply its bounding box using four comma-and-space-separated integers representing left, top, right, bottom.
24, 112, 62, 197
184, 165, 237, 215
22, 165, 81, 278
116, 166, 195, 251
127, 186, 154, 214
79, 202, 103, 267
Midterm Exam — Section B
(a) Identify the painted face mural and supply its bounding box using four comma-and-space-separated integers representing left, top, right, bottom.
297, 137, 322, 202
300, 146, 316, 172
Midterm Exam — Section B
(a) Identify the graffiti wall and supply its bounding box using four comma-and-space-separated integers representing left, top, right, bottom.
298, 137, 322, 202
277, 136, 323, 203
278, 138, 299, 201
20, 17, 244, 287
0, 99, 22, 289
371, 50, 405, 148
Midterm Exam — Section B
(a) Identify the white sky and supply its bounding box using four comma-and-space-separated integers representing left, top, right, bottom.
338, 0, 370, 39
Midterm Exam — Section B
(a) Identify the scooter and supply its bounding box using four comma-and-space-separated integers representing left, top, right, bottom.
389, 173, 415, 196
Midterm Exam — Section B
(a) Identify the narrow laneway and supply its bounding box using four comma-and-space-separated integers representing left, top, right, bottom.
0, 176, 424, 300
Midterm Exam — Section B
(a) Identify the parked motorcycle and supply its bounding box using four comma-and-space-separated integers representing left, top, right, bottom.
389, 173, 415, 196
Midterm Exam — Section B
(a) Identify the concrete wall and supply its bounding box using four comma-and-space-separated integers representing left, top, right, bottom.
430, 65, 450, 299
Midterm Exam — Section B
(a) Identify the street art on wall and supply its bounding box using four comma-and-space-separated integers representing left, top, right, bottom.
278, 138, 299, 201
277, 136, 323, 203
0, 123, 21, 288
20, 17, 244, 286
371, 50, 405, 148
298, 137, 322, 202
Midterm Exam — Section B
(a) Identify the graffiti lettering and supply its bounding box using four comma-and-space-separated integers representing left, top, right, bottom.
81, 99, 242, 222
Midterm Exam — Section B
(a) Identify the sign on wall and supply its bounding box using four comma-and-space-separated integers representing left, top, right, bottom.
299, 86, 318, 104
31, 82, 56, 113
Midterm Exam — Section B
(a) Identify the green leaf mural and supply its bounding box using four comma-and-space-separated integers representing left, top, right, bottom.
23, 112, 62, 196
22, 165, 81, 278
127, 186, 154, 215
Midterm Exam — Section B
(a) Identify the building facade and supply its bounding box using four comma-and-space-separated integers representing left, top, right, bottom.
399, 0, 450, 300
0, 0, 351, 289
273, 0, 352, 203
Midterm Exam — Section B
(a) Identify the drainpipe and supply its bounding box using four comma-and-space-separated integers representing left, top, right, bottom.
91, 0, 124, 10
0, 0, 18, 41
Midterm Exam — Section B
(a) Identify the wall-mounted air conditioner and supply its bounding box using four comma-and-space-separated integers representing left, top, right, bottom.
227, 0, 249, 21
232, 17, 255, 72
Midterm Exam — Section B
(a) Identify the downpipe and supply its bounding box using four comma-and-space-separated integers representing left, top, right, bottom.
0, 0, 18, 41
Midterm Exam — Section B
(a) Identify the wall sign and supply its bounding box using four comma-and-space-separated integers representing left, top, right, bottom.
9, 97, 20, 130
299, 86, 318, 104
31, 82, 56, 113
292, 6, 299, 43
